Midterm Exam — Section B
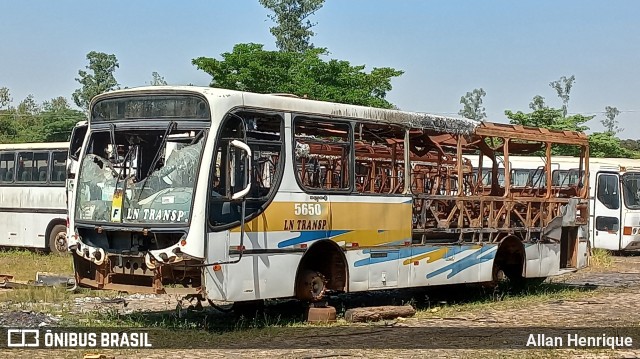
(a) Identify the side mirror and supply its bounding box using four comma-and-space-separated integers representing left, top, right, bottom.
229, 139, 252, 200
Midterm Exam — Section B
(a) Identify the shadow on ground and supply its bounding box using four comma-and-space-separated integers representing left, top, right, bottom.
78, 281, 596, 333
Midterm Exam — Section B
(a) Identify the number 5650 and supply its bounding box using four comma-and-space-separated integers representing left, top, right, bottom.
294, 203, 322, 216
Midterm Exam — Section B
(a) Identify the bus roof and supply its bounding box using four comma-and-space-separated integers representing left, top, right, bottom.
91, 86, 588, 144
0, 142, 69, 150
91, 86, 481, 134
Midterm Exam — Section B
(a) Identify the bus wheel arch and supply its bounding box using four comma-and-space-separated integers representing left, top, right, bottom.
294, 240, 348, 301
46, 220, 68, 254
492, 235, 525, 284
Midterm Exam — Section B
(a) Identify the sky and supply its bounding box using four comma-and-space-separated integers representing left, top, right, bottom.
1, 0, 639, 137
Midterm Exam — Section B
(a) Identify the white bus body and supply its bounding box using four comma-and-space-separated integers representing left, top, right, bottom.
69, 86, 589, 300
0, 142, 70, 253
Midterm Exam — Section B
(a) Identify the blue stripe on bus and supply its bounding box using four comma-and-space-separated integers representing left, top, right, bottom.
354, 246, 438, 267
277, 230, 350, 248
426, 245, 497, 279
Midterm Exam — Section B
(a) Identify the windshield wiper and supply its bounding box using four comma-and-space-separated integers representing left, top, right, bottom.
136, 121, 176, 200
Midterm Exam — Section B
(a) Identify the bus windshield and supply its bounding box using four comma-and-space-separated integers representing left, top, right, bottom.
74, 128, 206, 225
623, 173, 640, 209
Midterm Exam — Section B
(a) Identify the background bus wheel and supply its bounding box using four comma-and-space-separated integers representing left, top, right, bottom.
49, 224, 68, 255
295, 270, 327, 302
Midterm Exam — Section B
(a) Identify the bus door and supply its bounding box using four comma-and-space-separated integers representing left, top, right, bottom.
66, 122, 88, 205
592, 172, 622, 250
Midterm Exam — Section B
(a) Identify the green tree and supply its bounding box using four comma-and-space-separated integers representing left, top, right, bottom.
0, 87, 11, 109
17, 94, 39, 115
458, 88, 487, 121
505, 107, 591, 132
549, 75, 575, 118
72, 51, 120, 111
0, 92, 85, 144
39, 107, 86, 142
602, 106, 621, 134
193, 43, 403, 108
42, 96, 71, 112
150, 71, 168, 86
589, 132, 636, 158
505, 107, 592, 155
259, 0, 324, 52
529, 95, 546, 111
621, 139, 640, 152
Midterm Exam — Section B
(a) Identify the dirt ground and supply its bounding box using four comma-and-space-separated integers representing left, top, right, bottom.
4, 255, 640, 358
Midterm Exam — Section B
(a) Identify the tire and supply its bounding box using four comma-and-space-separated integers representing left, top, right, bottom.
48, 224, 68, 255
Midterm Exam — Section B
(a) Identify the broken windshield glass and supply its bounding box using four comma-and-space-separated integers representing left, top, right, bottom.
123, 137, 204, 223
75, 131, 206, 225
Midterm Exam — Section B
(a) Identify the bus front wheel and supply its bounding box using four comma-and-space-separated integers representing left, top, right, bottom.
49, 224, 68, 255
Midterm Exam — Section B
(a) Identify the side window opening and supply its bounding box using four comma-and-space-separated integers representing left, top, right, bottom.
354, 122, 405, 194
294, 117, 351, 191
597, 174, 620, 210
69, 123, 88, 161
0, 152, 15, 183
17, 151, 48, 183
51, 151, 67, 184
209, 111, 284, 227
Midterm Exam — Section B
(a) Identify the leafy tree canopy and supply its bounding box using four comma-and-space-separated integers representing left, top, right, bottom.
192, 43, 403, 109
505, 106, 640, 158
589, 132, 637, 158
505, 107, 591, 133
458, 88, 487, 121
0, 89, 85, 143
259, 0, 324, 53
73, 51, 120, 111
602, 106, 621, 134
150, 72, 168, 86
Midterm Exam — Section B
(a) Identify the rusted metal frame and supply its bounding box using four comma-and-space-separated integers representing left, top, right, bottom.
415, 194, 574, 206
503, 138, 511, 198
476, 122, 589, 145
391, 143, 397, 191
455, 134, 464, 232
512, 206, 528, 228
545, 143, 553, 199
581, 146, 590, 199
95, 261, 108, 289
526, 201, 533, 230
404, 129, 411, 194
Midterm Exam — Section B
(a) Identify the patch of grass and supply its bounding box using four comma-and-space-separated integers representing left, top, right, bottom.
0, 285, 117, 306
415, 282, 602, 319
590, 248, 613, 269
0, 249, 73, 281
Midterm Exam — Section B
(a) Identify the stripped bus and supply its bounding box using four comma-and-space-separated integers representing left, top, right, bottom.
0, 142, 70, 253
475, 155, 640, 252
69, 86, 590, 301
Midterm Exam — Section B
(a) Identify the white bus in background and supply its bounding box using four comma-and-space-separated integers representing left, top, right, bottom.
0, 142, 70, 253
584, 158, 640, 252
471, 155, 640, 252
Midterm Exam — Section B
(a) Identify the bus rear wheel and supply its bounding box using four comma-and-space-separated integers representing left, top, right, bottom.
49, 224, 68, 255
295, 270, 327, 301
